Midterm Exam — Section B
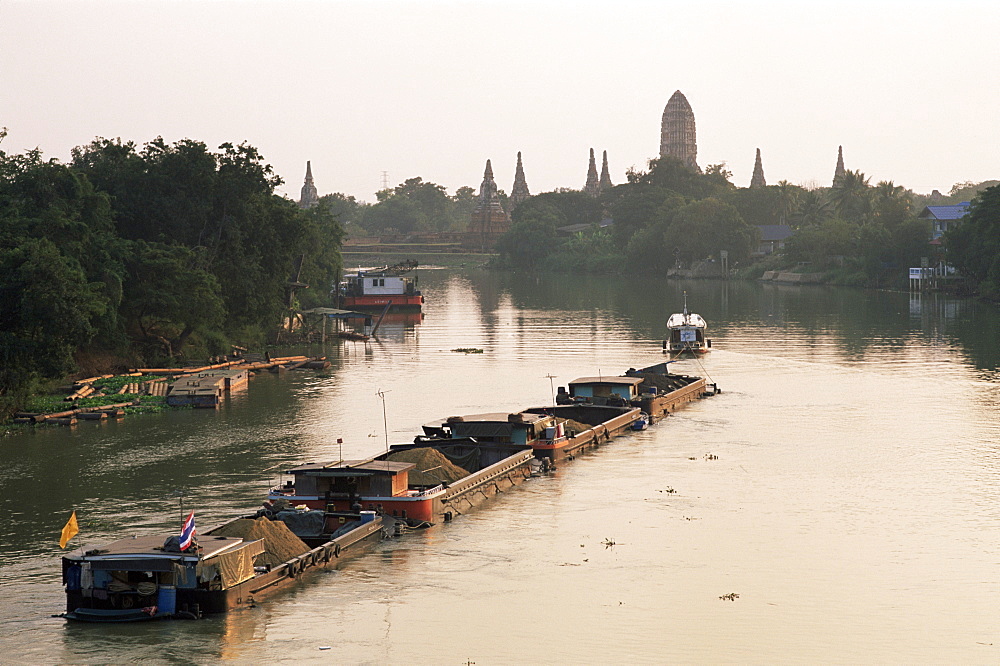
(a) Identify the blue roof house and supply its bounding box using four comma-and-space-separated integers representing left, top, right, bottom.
919, 202, 970, 240
754, 224, 794, 255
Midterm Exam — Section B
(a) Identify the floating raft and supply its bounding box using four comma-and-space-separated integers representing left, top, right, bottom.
19, 356, 330, 423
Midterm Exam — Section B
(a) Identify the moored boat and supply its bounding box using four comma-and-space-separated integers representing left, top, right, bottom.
663, 293, 710, 354
339, 262, 423, 312
62, 509, 386, 622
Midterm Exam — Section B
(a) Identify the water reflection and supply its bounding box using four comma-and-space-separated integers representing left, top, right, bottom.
4, 269, 1000, 662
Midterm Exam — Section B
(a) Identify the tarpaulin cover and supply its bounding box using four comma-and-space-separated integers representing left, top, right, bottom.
275, 510, 326, 537
199, 540, 265, 589
453, 422, 513, 439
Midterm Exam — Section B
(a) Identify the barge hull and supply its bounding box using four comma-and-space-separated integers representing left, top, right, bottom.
637, 377, 706, 423
434, 450, 535, 522
525, 405, 641, 462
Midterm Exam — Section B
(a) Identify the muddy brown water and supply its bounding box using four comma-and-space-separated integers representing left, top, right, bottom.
2, 270, 999, 663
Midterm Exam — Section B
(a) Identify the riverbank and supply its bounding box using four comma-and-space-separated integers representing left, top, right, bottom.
343, 251, 495, 269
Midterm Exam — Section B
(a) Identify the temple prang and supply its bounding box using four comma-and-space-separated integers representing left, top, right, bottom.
750, 148, 766, 189
584, 148, 600, 197
833, 145, 846, 187
599, 150, 613, 192
660, 90, 699, 172
509, 151, 531, 209
299, 161, 319, 209
468, 159, 511, 248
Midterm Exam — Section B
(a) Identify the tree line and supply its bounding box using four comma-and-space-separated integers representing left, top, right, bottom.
318, 177, 482, 236
0, 130, 343, 417
491, 155, 954, 288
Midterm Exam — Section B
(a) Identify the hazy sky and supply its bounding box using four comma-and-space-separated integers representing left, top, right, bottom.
3, 1, 998, 203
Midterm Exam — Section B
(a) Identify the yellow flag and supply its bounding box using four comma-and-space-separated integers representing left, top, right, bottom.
60, 511, 79, 549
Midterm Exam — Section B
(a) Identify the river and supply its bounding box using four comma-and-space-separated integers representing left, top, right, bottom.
2, 269, 998, 664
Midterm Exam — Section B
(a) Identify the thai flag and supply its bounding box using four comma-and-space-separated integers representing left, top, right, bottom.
179, 511, 196, 551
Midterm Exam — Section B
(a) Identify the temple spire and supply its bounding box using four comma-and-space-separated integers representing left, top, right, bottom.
750, 148, 766, 189
599, 150, 613, 191
660, 90, 699, 172
469, 158, 511, 245
584, 148, 600, 196
299, 161, 319, 209
476, 159, 501, 208
833, 145, 846, 187
510, 151, 531, 209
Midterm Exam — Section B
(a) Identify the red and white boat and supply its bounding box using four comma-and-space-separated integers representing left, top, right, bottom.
339, 263, 423, 312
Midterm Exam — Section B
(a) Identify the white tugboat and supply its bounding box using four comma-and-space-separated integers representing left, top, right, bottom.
663, 293, 710, 355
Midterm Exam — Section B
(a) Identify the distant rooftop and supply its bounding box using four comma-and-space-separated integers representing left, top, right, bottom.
557, 218, 614, 235
919, 202, 970, 220
755, 224, 794, 242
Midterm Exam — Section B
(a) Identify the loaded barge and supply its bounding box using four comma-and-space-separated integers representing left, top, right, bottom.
557, 362, 719, 424
270, 434, 535, 526
61, 363, 719, 621
61, 509, 387, 622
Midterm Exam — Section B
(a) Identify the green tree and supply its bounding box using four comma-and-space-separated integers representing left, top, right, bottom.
828, 170, 872, 223
792, 190, 833, 227
496, 199, 564, 270
0, 238, 106, 415
119, 241, 225, 358
663, 198, 756, 266
945, 185, 1000, 297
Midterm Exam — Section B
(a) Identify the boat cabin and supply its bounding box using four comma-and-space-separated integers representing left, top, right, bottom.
63, 534, 265, 617
342, 271, 417, 298
423, 412, 555, 446
665, 311, 708, 350
562, 376, 643, 403
282, 459, 414, 500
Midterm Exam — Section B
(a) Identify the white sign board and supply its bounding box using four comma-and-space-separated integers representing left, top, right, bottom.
680, 329, 697, 342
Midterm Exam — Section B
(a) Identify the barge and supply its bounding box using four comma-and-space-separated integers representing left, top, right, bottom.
61, 510, 386, 622
270, 434, 535, 526
557, 363, 718, 424
421, 407, 642, 464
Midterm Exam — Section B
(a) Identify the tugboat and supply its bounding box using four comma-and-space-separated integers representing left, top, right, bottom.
339, 260, 423, 312
663, 292, 710, 355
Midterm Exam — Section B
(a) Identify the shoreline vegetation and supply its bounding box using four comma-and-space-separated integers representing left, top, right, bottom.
0, 131, 345, 421
3, 126, 998, 422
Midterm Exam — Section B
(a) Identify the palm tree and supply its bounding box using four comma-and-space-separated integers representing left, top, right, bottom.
775, 180, 801, 226
872, 180, 913, 228
828, 169, 871, 223
791, 190, 832, 227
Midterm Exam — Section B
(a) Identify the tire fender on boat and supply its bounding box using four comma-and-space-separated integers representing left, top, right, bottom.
334, 543, 342, 558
